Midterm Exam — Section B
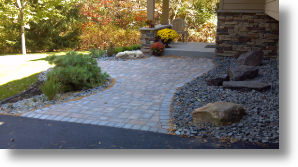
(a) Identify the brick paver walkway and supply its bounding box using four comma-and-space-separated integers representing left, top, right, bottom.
21, 56, 214, 133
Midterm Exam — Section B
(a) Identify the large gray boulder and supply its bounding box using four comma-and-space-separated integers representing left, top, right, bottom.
191, 101, 246, 126
227, 65, 259, 81
223, 81, 271, 92
237, 50, 263, 66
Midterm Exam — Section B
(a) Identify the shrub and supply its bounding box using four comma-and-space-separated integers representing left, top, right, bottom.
112, 44, 141, 54
115, 47, 123, 54
79, 24, 140, 51
127, 45, 134, 51
122, 46, 129, 51
39, 78, 61, 101
45, 51, 109, 92
131, 44, 140, 50
106, 42, 115, 57
89, 48, 105, 58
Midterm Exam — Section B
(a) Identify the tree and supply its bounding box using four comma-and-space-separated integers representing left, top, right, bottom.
17, 0, 27, 55
26, 2, 84, 52
0, 0, 80, 55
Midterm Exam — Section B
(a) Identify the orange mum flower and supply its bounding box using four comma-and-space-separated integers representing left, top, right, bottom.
150, 42, 165, 54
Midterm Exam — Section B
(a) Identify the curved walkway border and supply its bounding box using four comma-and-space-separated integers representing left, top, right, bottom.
20, 56, 214, 134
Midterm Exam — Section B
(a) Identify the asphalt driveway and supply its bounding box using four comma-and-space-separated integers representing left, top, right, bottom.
0, 114, 279, 149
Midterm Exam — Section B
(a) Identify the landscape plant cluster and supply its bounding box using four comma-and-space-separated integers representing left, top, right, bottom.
0, 0, 219, 54
43, 51, 109, 95
150, 42, 165, 54
157, 28, 179, 42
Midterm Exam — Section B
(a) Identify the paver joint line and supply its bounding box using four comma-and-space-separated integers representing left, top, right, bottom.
25, 57, 214, 134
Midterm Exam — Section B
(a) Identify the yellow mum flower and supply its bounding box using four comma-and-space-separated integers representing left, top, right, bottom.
157, 29, 178, 42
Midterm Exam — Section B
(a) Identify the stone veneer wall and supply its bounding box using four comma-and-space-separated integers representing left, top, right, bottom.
140, 30, 157, 55
216, 10, 279, 58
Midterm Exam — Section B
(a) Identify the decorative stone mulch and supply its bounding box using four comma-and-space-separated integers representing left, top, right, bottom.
170, 56, 279, 144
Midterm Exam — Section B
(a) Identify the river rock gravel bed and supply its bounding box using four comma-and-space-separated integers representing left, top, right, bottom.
170, 57, 279, 144
0, 76, 112, 115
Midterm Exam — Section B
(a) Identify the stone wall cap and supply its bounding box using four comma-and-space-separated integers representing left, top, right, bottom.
139, 24, 172, 30
217, 10, 265, 13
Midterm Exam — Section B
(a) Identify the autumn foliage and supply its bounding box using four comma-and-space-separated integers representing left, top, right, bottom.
0, 0, 219, 53
78, 0, 219, 50
77, 0, 148, 50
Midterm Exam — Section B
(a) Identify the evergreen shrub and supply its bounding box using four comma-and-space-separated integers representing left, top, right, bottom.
89, 48, 105, 58
45, 51, 109, 92
106, 42, 115, 57
115, 47, 123, 54
131, 44, 141, 50
112, 44, 141, 54
122, 46, 129, 52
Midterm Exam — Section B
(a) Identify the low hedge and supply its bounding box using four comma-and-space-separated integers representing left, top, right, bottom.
45, 51, 109, 92
114, 44, 140, 54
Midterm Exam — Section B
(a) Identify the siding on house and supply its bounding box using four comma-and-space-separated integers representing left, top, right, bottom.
265, 0, 279, 20
219, 0, 265, 10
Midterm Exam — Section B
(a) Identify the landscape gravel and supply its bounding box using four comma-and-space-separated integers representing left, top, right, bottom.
170, 57, 279, 144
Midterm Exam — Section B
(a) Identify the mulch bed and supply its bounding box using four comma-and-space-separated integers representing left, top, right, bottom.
0, 81, 44, 105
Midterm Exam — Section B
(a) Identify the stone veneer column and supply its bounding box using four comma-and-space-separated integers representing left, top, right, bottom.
140, 29, 158, 55
139, 25, 172, 55
216, 10, 279, 58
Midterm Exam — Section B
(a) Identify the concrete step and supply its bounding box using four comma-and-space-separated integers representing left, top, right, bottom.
162, 49, 216, 58
162, 42, 216, 58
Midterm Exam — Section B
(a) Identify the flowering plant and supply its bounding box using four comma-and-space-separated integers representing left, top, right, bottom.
157, 28, 179, 42
150, 42, 165, 54
145, 19, 153, 25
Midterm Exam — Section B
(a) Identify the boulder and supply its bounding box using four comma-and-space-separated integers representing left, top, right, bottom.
227, 65, 259, 81
115, 52, 126, 59
237, 50, 263, 66
124, 51, 135, 59
223, 81, 271, 92
135, 51, 145, 58
207, 75, 230, 86
191, 101, 246, 126
116, 51, 144, 59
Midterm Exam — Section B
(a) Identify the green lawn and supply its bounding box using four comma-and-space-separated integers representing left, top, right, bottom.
0, 51, 89, 101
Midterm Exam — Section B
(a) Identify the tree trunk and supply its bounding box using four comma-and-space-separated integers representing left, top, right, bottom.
17, 0, 26, 55
20, 8, 26, 55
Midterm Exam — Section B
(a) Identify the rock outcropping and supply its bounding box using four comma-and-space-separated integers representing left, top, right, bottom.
237, 50, 263, 66
227, 65, 259, 81
192, 101, 246, 126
